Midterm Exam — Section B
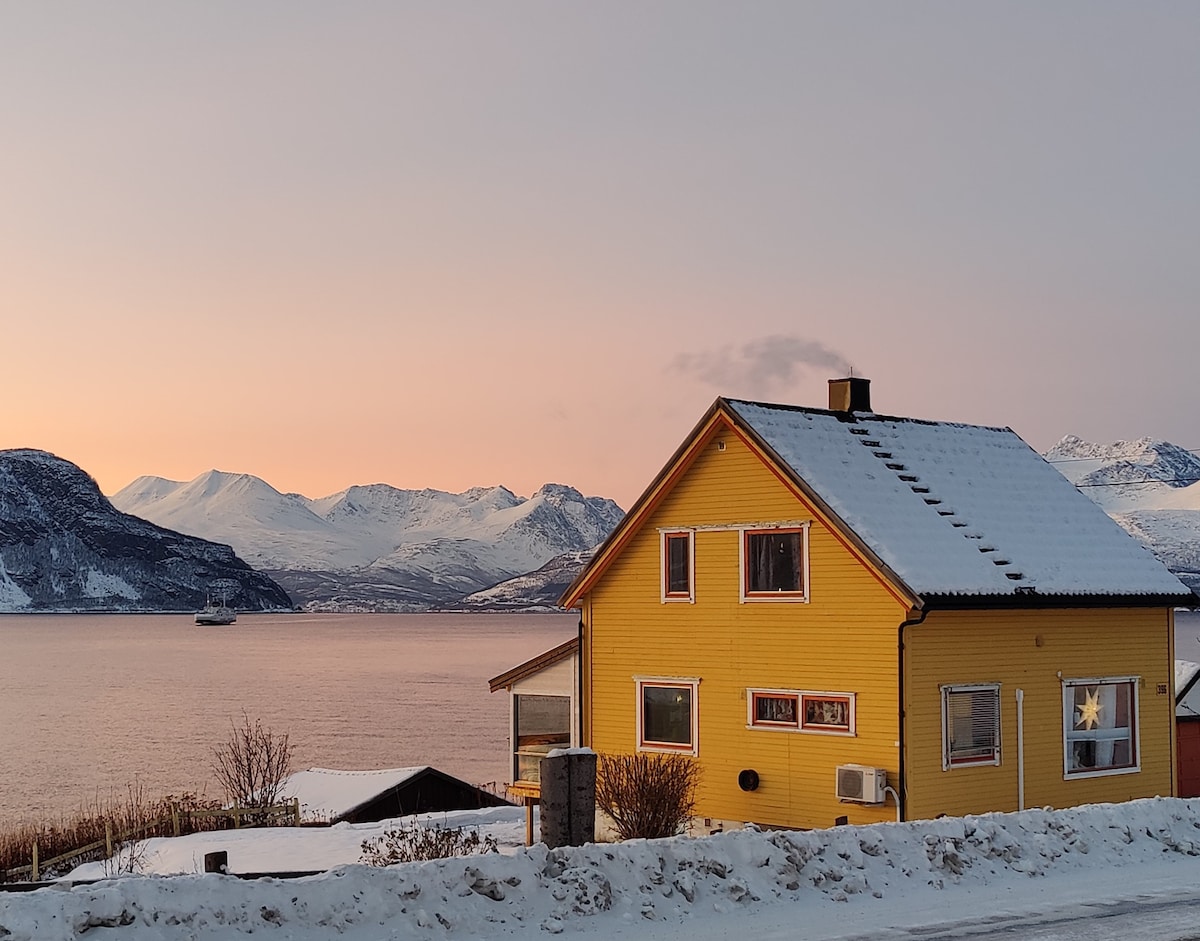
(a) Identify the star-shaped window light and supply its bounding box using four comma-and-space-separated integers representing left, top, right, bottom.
1075, 687, 1103, 730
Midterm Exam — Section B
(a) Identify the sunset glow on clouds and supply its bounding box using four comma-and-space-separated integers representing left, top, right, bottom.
3, 3, 1199, 509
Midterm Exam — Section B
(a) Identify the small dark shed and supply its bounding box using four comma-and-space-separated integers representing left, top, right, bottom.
282, 767, 511, 824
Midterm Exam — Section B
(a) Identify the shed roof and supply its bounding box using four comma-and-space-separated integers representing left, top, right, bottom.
281, 767, 427, 821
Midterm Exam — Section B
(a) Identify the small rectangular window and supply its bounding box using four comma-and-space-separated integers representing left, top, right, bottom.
661, 530, 694, 602
740, 525, 809, 602
752, 692, 799, 727
801, 694, 852, 732
1062, 678, 1139, 777
748, 688, 855, 734
942, 684, 1000, 769
637, 678, 699, 755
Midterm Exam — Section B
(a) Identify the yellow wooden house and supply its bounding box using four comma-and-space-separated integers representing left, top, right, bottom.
556, 378, 1194, 831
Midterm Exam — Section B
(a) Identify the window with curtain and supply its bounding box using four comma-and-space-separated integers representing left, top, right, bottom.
1063, 678, 1138, 776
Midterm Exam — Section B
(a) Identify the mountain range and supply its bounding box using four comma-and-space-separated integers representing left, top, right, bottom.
109, 472, 625, 611
1045, 435, 1200, 594
4, 435, 1197, 615
0, 450, 291, 612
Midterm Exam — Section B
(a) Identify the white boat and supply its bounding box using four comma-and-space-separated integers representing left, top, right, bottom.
194, 597, 237, 626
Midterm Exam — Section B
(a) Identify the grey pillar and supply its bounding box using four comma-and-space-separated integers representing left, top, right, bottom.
539, 750, 597, 848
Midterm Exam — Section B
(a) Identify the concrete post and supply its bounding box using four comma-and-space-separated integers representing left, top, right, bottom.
539, 749, 596, 849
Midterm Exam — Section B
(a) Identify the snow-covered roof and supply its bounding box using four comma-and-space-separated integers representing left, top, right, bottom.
726, 400, 1194, 601
281, 767, 428, 821
1176, 660, 1200, 717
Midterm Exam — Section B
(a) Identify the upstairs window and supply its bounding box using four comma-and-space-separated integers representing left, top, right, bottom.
740, 525, 809, 601
661, 530, 694, 602
941, 684, 1001, 769
1063, 678, 1139, 777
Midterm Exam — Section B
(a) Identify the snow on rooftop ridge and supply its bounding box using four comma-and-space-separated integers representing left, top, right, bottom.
727, 400, 1192, 599
281, 766, 430, 821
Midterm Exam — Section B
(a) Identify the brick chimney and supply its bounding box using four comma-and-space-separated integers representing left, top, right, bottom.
828, 377, 871, 413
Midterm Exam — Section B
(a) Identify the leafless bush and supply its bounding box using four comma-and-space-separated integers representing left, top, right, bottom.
210, 712, 293, 820
595, 752, 699, 841
360, 823, 498, 866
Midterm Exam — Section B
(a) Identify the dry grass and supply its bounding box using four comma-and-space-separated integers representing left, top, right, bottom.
0, 785, 229, 882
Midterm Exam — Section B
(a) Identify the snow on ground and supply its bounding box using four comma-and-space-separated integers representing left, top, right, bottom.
7, 798, 1200, 939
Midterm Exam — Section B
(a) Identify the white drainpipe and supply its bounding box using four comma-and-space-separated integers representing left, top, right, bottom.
1016, 688, 1025, 811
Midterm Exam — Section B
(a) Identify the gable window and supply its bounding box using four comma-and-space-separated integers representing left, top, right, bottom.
941, 684, 1000, 769
747, 689, 855, 735
1062, 677, 1139, 777
661, 530, 694, 602
636, 677, 699, 755
740, 524, 810, 601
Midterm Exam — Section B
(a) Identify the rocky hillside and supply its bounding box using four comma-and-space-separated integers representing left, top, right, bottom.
452, 549, 594, 612
0, 450, 292, 612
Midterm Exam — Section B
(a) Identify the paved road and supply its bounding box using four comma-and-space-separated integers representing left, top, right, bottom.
879, 893, 1200, 940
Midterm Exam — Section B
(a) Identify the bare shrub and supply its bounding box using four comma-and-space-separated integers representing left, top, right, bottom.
595, 752, 699, 841
210, 712, 293, 820
360, 823, 498, 866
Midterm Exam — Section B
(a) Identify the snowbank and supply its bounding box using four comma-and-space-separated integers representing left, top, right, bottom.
5, 798, 1200, 940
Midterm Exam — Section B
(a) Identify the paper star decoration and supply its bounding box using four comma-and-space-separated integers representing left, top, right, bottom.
1075, 687, 1103, 730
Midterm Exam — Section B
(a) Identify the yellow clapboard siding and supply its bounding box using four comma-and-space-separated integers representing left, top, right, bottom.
584, 425, 907, 829
904, 608, 1175, 819
578, 417, 1177, 831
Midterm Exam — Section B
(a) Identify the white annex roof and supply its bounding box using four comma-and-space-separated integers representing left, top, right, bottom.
282, 767, 428, 821
727, 400, 1194, 601
1177, 660, 1200, 717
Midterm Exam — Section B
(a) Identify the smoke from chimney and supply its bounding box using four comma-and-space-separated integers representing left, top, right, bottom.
671, 334, 855, 399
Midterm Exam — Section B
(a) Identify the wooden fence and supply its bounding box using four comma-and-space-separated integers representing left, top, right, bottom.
4, 799, 300, 883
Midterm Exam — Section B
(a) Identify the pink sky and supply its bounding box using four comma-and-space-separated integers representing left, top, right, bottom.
4, 4, 1198, 510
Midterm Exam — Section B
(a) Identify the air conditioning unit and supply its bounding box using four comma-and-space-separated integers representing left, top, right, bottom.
835, 764, 887, 804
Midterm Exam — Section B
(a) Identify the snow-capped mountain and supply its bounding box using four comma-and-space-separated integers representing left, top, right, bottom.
111, 473, 624, 610
1046, 434, 1200, 593
0, 450, 292, 613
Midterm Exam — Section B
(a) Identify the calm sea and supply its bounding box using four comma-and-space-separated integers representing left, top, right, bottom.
0, 612, 577, 826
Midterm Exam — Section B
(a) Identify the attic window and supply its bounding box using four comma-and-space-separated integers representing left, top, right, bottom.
661, 531, 694, 603
739, 525, 810, 603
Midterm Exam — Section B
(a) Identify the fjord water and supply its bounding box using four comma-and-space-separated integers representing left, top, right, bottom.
0, 612, 577, 826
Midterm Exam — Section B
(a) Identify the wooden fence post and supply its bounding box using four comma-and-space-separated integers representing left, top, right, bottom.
31, 841, 38, 883
105, 820, 113, 859
233, 804, 241, 829
292, 798, 300, 826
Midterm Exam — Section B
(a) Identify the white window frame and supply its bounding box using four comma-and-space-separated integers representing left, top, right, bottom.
738, 523, 811, 603
659, 529, 695, 603
634, 676, 700, 756
746, 688, 856, 736
941, 683, 1001, 770
1061, 676, 1140, 780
